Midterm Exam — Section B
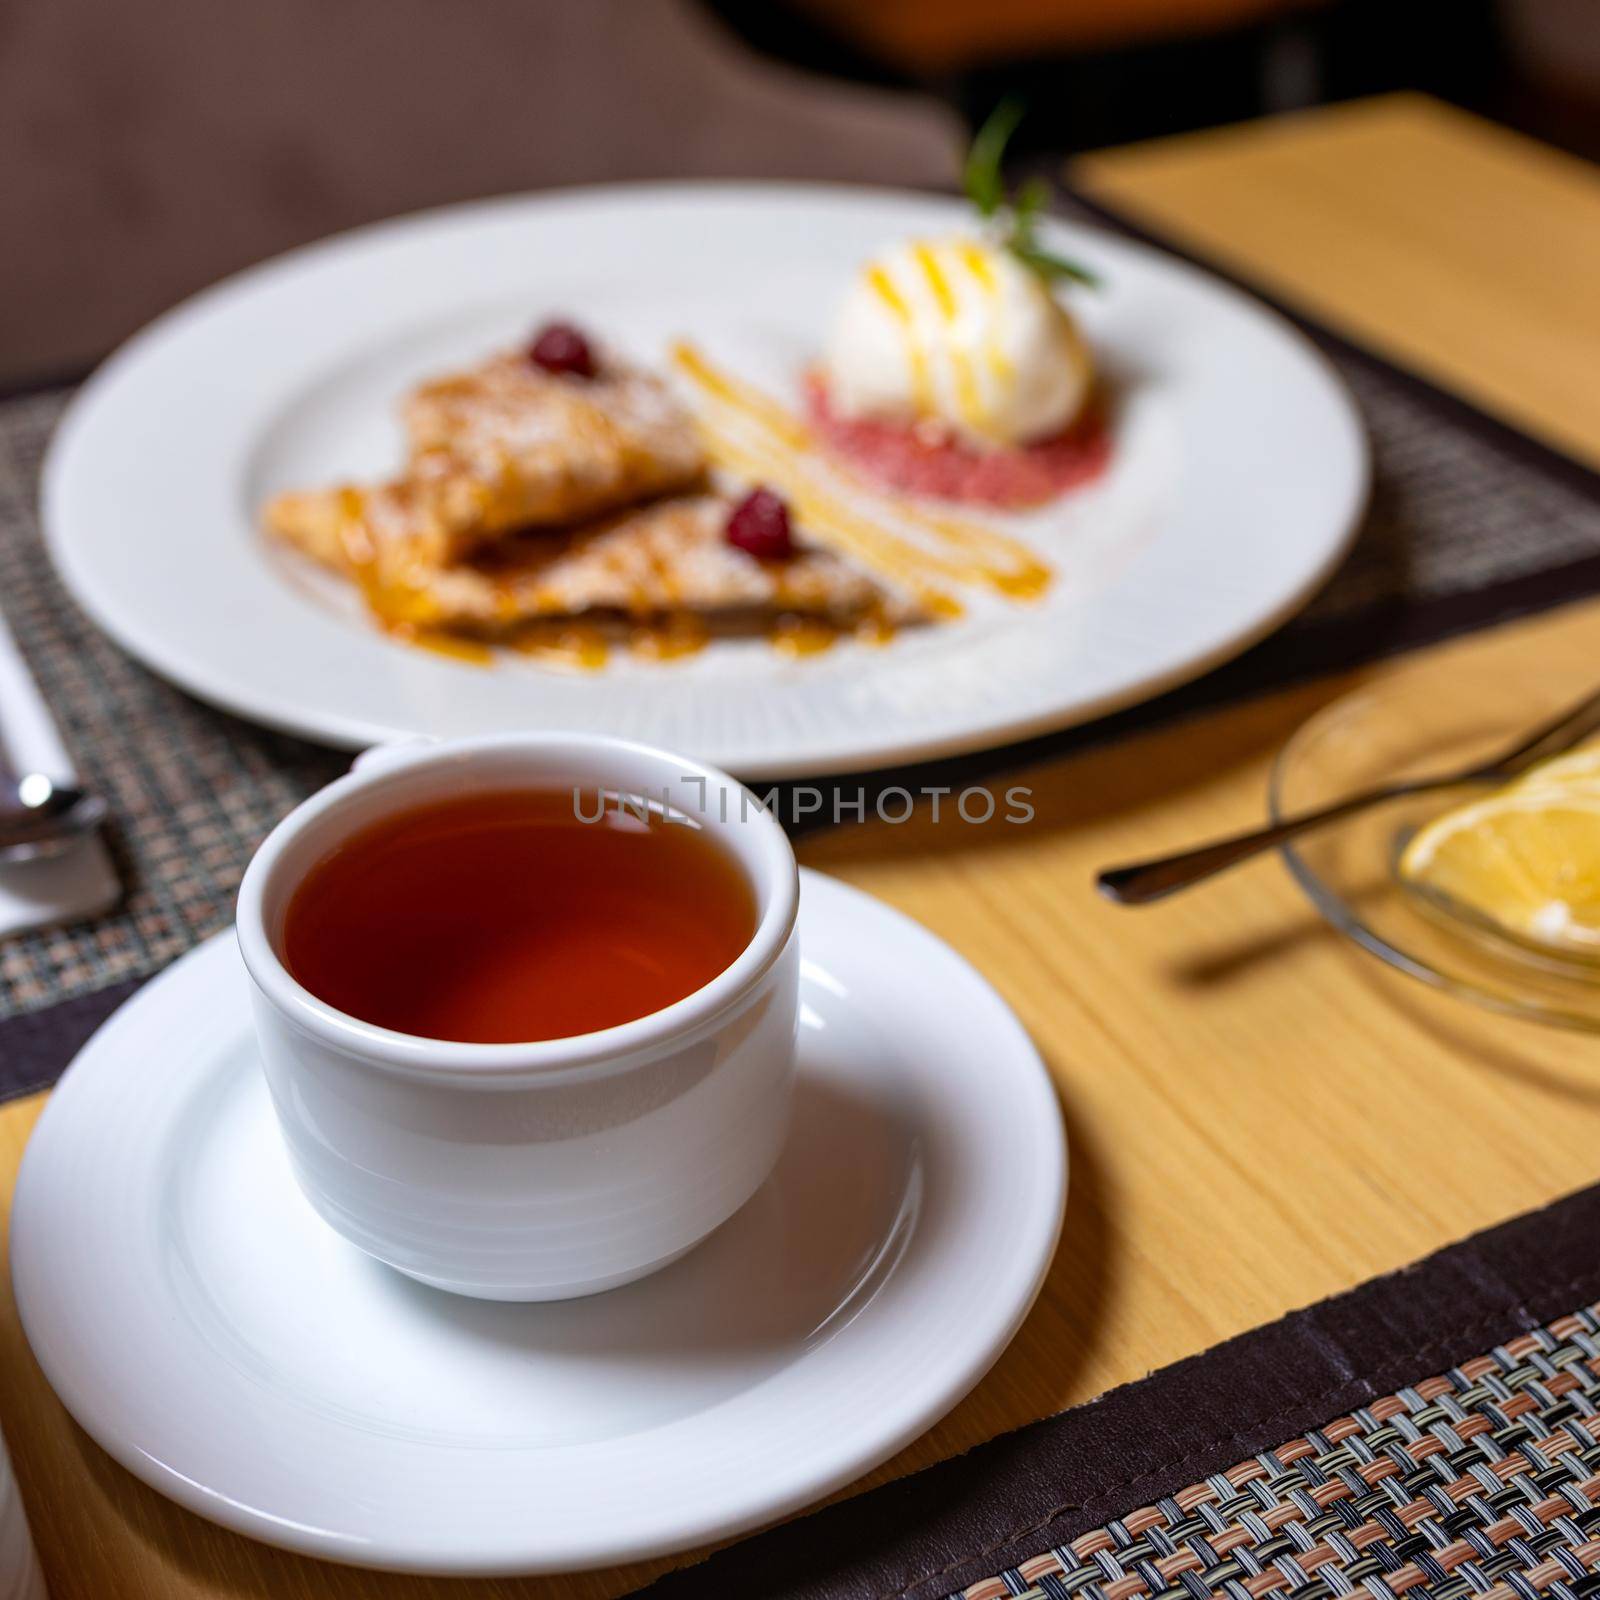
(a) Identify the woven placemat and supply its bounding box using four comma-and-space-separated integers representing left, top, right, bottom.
634, 1182, 1600, 1600
0, 392, 345, 1024
1, 256, 1599, 1039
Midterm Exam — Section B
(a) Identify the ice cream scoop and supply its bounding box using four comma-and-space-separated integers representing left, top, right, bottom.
821, 236, 1092, 449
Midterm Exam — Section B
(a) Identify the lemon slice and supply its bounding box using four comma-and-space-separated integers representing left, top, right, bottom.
1510, 743, 1600, 792
1400, 750, 1600, 956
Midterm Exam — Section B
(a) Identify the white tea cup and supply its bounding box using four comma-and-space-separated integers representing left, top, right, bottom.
236, 734, 799, 1302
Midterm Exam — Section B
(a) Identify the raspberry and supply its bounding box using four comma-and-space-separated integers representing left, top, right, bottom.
725, 488, 794, 560
528, 322, 597, 379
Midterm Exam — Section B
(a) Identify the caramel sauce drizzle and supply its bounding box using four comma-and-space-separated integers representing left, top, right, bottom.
866, 265, 933, 415
771, 616, 839, 657
911, 243, 988, 439
669, 342, 1052, 602
954, 242, 1014, 391
630, 612, 708, 661
408, 630, 497, 666
335, 488, 449, 633
329, 484, 603, 670
508, 622, 611, 671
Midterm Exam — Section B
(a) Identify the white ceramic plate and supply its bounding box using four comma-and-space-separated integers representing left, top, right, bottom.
43, 183, 1366, 778
11, 869, 1066, 1576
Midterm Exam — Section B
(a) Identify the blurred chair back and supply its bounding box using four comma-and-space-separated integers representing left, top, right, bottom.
0, 0, 958, 385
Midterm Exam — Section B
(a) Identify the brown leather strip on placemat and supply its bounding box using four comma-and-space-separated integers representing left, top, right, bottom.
633, 1182, 1600, 1600
0, 976, 143, 1103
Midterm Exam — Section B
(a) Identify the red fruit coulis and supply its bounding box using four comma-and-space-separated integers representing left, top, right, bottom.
804, 373, 1111, 509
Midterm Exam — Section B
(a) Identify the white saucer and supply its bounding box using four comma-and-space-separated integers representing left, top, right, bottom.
11, 869, 1066, 1576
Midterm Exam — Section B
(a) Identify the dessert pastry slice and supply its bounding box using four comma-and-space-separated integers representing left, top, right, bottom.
268, 490, 925, 637
263, 338, 706, 571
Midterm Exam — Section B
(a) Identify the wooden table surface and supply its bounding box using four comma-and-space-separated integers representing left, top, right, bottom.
5, 93, 1600, 1599
1074, 93, 1600, 472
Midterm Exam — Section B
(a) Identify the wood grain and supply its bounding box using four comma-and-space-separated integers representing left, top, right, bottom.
7, 93, 1600, 1600
1073, 94, 1600, 470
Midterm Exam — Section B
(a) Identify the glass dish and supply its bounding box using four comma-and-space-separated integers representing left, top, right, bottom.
1271, 652, 1600, 1031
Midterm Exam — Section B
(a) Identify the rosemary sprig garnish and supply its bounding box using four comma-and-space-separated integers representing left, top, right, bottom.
962, 99, 1100, 290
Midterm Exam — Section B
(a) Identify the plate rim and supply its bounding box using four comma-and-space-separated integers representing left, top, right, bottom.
41, 179, 1370, 776
10, 867, 1068, 1574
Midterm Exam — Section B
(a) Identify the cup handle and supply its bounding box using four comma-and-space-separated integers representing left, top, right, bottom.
351, 737, 436, 777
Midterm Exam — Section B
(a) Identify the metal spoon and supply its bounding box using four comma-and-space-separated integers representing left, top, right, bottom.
1097, 683, 1600, 906
0, 770, 109, 864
